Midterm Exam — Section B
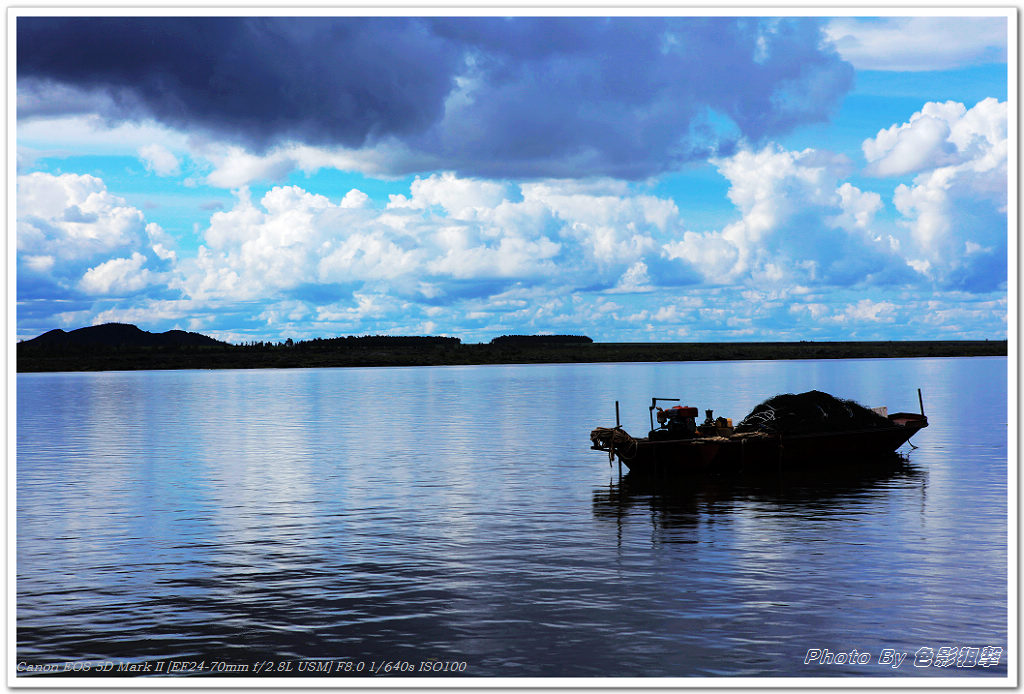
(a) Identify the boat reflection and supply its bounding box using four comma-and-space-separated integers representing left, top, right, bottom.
592, 453, 928, 541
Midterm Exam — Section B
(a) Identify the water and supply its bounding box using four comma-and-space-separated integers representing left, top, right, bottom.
16, 357, 1009, 679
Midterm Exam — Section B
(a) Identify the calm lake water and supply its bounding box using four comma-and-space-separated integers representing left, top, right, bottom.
16, 357, 1008, 680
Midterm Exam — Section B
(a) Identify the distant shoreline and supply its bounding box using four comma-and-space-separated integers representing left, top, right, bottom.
16, 339, 1008, 373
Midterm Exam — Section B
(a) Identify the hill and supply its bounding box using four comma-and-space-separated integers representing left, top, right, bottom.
489, 334, 593, 346
20, 323, 226, 349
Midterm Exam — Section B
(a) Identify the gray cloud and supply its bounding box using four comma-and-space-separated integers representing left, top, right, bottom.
18, 16, 854, 179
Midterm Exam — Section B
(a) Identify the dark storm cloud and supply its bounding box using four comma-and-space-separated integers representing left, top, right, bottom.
18, 17, 461, 148
422, 17, 855, 178
18, 16, 854, 179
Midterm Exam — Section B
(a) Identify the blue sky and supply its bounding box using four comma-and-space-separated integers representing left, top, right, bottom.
15, 14, 1011, 343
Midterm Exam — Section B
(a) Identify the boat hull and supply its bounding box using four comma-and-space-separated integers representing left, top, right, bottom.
597, 415, 928, 476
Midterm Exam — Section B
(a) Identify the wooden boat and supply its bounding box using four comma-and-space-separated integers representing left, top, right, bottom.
590, 390, 928, 476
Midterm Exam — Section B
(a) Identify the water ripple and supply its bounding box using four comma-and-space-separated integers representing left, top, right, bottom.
16, 360, 1008, 678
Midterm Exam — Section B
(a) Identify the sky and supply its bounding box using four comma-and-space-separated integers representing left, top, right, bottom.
14, 13, 1012, 344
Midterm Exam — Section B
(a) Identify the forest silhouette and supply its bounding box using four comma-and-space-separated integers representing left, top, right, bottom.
16, 323, 1006, 373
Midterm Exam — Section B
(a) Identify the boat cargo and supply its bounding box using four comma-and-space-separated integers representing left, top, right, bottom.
590, 390, 928, 476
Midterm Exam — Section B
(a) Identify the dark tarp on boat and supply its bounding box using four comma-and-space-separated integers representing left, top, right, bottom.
734, 390, 891, 435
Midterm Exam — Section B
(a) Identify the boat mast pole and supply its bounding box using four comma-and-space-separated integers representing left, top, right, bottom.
918, 388, 924, 416
615, 400, 622, 477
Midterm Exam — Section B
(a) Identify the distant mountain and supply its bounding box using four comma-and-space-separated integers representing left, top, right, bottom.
489, 334, 593, 346
19, 323, 226, 349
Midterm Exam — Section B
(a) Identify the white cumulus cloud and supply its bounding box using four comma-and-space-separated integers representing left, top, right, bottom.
838, 298, 898, 323
199, 141, 411, 188
826, 16, 1007, 71
18, 172, 145, 259
883, 99, 1008, 290
173, 172, 695, 309
79, 252, 154, 294
664, 144, 899, 287
138, 143, 180, 176
863, 99, 1006, 177
17, 171, 175, 297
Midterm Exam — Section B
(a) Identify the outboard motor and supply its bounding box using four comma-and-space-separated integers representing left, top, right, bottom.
651, 405, 698, 440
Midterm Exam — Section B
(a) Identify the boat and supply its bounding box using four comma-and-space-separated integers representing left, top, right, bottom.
590, 390, 928, 476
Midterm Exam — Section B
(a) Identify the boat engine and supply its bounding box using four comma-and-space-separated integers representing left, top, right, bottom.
651, 405, 698, 440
